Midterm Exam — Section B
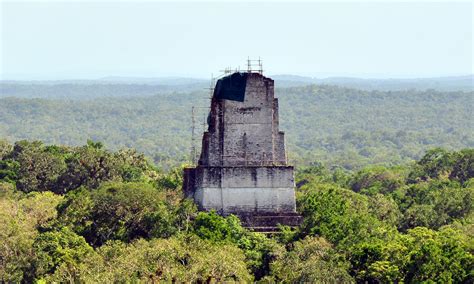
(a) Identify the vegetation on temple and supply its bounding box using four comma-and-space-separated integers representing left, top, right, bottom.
1, 140, 472, 282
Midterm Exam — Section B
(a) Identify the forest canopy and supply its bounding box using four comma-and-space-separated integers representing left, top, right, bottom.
0, 83, 472, 169
0, 81, 473, 282
0, 140, 472, 282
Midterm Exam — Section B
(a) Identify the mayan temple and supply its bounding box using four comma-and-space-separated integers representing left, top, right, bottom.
183, 67, 301, 231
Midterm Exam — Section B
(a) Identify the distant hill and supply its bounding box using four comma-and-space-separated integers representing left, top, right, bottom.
0, 82, 208, 99
272, 74, 474, 91
0, 77, 208, 86
98, 76, 208, 86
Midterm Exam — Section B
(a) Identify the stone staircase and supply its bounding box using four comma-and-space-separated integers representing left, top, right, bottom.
235, 212, 303, 233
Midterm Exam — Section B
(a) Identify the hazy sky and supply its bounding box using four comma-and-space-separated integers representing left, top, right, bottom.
1, 1, 473, 79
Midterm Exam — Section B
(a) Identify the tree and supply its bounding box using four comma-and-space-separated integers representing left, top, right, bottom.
0, 191, 62, 282
450, 149, 474, 184
350, 166, 405, 195
116, 148, 156, 182
401, 204, 437, 229
0, 139, 12, 160
349, 227, 473, 283
269, 236, 353, 283
237, 232, 284, 280
349, 239, 397, 282
56, 187, 94, 238
368, 193, 402, 227
0, 159, 19, 184
19, 191, 63, 227
0, 196, 37, 282
193, 210, 243, 243
42, 235, 253, 283
32, 227, 94, 279
57, 182, 176, 246
156, 165, 184, 190
12, 141, 66, 193
298, 183, 389, 247
400, 227, 473, 282
56, 144, 122, 193
396, 180, 473, 230
192, 210, 285, 280
408, 148, 455, 183
173, 198, 197, 233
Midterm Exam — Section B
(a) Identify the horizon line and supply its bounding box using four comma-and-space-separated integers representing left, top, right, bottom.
1, 73, 473, 82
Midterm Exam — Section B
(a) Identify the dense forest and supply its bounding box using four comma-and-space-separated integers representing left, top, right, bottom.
1, 82, 472, 169
1, 79, 473, 282
0, 140, 472, 282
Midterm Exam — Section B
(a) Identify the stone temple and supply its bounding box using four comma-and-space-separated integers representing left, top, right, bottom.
183, 71, 301, 231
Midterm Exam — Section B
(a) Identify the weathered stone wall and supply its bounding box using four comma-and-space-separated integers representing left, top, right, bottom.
185, 72, 297, 217
199, 73, 287, 167
185, 166, 295, 213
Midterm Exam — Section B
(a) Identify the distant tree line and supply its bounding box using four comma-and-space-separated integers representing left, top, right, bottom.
0, 84, 472, 170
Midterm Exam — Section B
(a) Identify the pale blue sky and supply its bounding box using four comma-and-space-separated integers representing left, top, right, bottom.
1, 1, 473, 79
